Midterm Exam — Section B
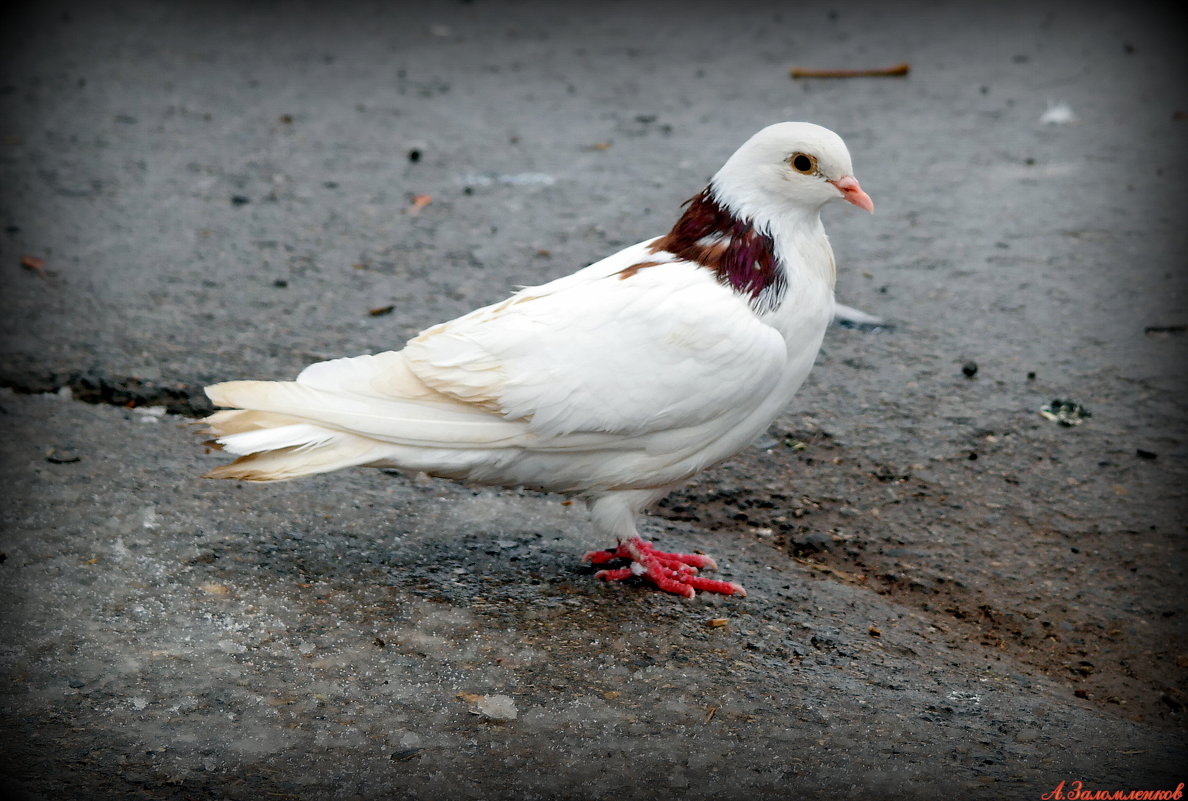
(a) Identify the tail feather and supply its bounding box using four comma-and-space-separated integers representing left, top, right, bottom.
203, 437, 388, 482
214, 422, 339, 456
201, 351, 530, 482
204, 408, 308, 435
295, 351, 441, 402
201, 350, 631, 483
205, 380, 525, 447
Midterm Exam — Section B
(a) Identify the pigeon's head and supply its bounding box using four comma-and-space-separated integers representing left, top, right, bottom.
712, 122, 874, 221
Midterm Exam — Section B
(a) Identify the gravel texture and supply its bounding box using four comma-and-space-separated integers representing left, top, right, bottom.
1, 1, 1185, 799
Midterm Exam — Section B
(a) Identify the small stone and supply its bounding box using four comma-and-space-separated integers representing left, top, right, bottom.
961, 361, 978, 378
1015, 727, 1040, 743
1039, 399, 1091, 427
476, 694, 518, 720
46, 448, 81, 464
796, 530, 833, 552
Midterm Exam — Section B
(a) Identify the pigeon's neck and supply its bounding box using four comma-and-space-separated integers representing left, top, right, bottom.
649, 186, 786, 312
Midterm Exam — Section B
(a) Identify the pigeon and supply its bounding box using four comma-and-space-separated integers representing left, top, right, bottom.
202, 122, 873, 598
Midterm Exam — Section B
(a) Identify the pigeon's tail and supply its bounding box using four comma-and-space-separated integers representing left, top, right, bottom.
201, 352, 527, 482
202, 416, 395, 482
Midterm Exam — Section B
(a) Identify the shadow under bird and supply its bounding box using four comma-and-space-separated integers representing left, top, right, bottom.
202, 121, 873, 598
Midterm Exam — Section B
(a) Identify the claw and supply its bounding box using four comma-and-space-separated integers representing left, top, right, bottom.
584, 536, 746, 598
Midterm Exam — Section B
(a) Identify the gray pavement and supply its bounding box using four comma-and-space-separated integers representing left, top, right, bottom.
1, 1, 1186, 799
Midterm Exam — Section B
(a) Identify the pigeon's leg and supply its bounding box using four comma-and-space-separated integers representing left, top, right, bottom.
584, 538, 717, 570
585, 536, 747, 598
582, 492, 747, 598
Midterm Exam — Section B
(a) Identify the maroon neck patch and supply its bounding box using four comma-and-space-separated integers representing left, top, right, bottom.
649, 187, 785, 309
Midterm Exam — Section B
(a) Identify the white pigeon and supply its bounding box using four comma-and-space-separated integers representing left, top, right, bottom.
202, 122, 873, 598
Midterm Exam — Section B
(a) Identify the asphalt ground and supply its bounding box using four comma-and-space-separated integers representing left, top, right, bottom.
1, 2, 1185, 799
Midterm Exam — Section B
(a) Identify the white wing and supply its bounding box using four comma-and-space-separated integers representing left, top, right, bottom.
403, 243, 789, 439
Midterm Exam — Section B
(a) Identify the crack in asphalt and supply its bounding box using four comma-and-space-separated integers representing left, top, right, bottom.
0, 369, 212, 417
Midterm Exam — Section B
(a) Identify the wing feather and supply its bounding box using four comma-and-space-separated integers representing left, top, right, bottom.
403, 253, 788, 438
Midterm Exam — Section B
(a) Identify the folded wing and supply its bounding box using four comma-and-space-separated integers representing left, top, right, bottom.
404, 259, 788, 438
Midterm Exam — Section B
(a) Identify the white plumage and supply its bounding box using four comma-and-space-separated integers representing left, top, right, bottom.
203, 122, 873, 598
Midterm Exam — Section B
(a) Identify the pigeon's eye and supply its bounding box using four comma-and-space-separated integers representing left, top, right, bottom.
788, 152, 817, 175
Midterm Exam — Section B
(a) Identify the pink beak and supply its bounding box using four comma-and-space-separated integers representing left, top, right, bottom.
830, 175, 874, 213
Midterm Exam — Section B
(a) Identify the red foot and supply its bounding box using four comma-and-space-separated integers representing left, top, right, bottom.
582, 536, 747, 598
